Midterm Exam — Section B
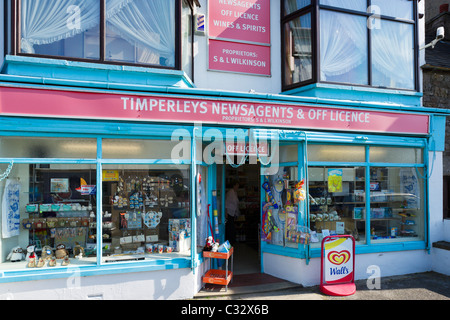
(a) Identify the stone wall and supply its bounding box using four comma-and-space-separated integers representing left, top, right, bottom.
423, 68, 450, 175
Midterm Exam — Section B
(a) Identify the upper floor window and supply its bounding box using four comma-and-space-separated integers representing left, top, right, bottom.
14, 0, 193, 72
282, 0, 418, 91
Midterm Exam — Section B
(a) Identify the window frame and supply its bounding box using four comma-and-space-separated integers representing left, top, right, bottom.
281, 1, 317, 91
10, 0, 190, 71
0, 118, 195, 283
281, 0, 420, 92
306, 138, 429, 258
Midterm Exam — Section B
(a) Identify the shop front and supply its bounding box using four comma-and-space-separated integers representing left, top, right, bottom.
0, 76, 445, 299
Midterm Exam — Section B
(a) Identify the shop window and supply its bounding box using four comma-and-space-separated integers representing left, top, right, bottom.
101, 165, 190, 261
15, 0, 190, 70
370, 147, 422, 164
308, 166, 366, 247
102, 138, 190, 160
307, 143, 426, 247
280, 144, 298, 163
307, 144, 365, 162
0, 137, 97, 159
369, 167, 424, 242
0, 162, 97, 270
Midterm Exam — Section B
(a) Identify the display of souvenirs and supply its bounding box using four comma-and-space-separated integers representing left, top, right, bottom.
168, 219, 191, 252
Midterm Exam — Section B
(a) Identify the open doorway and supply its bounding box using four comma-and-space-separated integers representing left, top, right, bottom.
224, 163, 261, 275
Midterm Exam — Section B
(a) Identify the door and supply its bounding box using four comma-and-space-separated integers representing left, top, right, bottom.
258, 131, 310, 272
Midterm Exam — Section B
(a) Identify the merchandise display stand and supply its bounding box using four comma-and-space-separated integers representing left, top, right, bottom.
202, 247, 234, 292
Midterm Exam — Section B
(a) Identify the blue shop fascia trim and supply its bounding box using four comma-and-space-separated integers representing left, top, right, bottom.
0, 56, 448, 283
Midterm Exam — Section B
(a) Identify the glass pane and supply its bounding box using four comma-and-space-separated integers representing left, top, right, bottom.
280, 144, 298, 163
101, 165, 190, 262
370, 147, 422, 164
106, 0, 176, 67
308, 166, 366, 247
0, 163, 97, 271
371, 0, 413, 20
372, 20, 414, 90
262, 165, 307, 248
102, 139, 190, 160
182, 0, 193, 79
284, 13, 312, 85
0, 137, 97, 159
369, 167, 424, 242
320, 0, 367, 12
308, 145, 365, 162
284, 0, 311, 16
320, 10, 368, 85
21, 0, 100, 59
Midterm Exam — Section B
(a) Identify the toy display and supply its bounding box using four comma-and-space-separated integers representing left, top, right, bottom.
55, 243, 68, 259
260, 168, 310, 245
6, 246, 25, 262
293, 180, 306, 203
262, 180, 278, 209
261, 204, 279, 241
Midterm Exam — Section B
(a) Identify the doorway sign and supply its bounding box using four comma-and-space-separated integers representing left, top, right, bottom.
320, 235, 356, 296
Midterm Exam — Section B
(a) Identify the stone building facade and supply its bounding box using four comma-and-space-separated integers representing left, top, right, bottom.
422, 1, 450, 217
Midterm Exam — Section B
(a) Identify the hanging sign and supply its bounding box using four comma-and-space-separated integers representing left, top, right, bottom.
224, 141, 269, 156
320, 235, 356, 296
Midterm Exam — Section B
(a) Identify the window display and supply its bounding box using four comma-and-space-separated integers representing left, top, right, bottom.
307, 144, 426, 247
308, 166, 366, 247
369, 167, 424, 242
101, 165, 190, 262
261, 165, 309, 248
0, 163, 97, 270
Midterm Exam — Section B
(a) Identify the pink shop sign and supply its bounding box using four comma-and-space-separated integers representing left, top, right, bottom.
209, 0, 271, 44
209, 39, 271, 76
0, 86, 430, 135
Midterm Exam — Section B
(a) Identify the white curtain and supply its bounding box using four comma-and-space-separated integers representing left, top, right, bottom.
20, 0, 101, 53
20, 0, 175, 66
372, 20, 414, 89
107, 0, 175, 67
320, 10, 367, 82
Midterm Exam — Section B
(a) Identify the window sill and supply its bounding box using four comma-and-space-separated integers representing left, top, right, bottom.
0, 256, 191, 283
1, 55, 195, 91
432, 241, 450, 251
282, 82, 423, 109
309, 240, 427, 258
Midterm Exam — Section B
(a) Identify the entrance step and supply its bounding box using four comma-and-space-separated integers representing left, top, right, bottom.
194, 273, 301, 298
